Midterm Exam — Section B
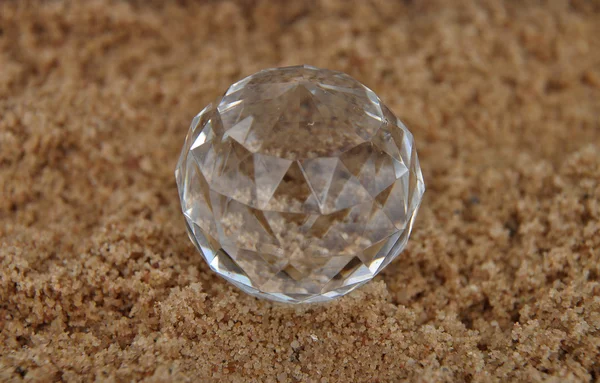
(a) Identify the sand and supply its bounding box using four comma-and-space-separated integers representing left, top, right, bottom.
1, 0, 599, 382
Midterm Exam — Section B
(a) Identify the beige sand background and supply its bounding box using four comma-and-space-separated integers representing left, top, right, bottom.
1, 1, 599, 382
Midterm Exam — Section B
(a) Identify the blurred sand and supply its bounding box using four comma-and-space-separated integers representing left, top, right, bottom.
1, 1, 599, 382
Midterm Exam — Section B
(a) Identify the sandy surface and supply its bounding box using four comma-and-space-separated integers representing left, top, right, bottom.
1, 1, 599, 382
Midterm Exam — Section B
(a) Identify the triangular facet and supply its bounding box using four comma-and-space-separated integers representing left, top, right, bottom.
375, 178, 409, 230
305, 209, 350, 239
339, 142, 397, 199
185, 218, 220, 265
209, 140, 257, 205
321, 160, 372, 213
343, 264, 373, 286
371, 124, 404, 163
182, 156, 213, 226
253, 153, 292, 208
260, 265, 320, 295
407, 145, 425, 216
208, 191, 238, 259
363, 205, 397, 246
229, 249, 284, 289
183, 104, 219, 157
359, 231, 401, 273
265, 161, 317, 213
315, 254, 357, 285
277, 84, 323, 124
338, 142, 374, 178
373, 229, 410, 275
223, 115, 253, 146
209, 250, 252, 287
219, 199, 281, 253
321, 256, 371, 292
299, 157, 338, 211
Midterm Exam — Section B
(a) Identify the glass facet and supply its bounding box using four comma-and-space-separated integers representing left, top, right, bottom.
175, 65, 425, 303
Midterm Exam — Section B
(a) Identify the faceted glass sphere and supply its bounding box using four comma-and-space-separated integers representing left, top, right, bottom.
175, 65, 425, 303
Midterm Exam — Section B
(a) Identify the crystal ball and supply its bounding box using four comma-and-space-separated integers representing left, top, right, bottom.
175, 65, 425, 303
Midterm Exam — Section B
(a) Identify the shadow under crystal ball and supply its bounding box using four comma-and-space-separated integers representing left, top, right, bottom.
175, 65, 425, 303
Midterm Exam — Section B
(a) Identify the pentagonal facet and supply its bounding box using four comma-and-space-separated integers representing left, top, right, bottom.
176, 65, 425, 303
